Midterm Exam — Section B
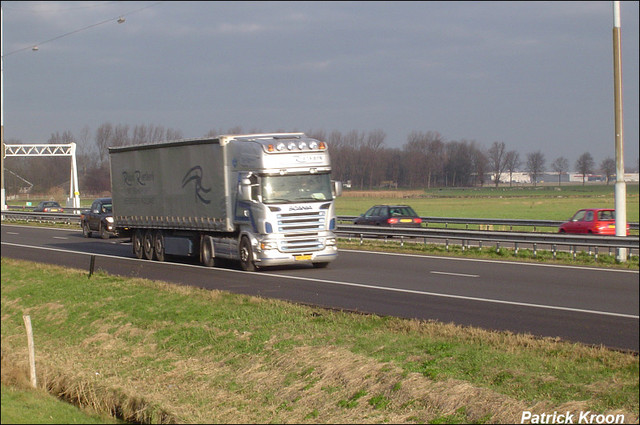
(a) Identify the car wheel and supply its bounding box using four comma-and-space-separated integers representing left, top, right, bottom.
143, 230, 155, 260
154, 230, 165, 262
99, 223, 110, 239
239, 236, 256, 272
82, 222, 92, 238
132, 229, 144, 259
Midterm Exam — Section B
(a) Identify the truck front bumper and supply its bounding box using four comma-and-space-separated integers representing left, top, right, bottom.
254, 241, 338, 267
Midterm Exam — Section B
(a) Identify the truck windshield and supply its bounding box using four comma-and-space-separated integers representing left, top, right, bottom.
262, 173, 333, 204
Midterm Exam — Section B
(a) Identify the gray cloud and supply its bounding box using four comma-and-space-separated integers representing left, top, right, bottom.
2, 1, 638, 168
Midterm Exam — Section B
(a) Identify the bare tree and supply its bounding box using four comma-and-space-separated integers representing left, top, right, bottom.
112, 124, 130, 147
404, 131, 445, 188
526, 151, 545, 186
95, 122, 114, 164
487, 141, 507, 187
600, 157, 616, 185
551, 156, 569, 185
575, 152, 595, 185
504, 150, 521, 187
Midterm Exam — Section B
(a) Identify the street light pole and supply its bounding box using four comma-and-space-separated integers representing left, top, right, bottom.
1, 6, 6, 211
612, 1, 627, 262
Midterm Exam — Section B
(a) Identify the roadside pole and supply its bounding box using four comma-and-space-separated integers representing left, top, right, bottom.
612, 1, 627, 262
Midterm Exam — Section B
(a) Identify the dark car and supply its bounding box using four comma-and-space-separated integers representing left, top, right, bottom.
354, 205, 423, 227
33, 201, 64, 212
559, 208, 629, 235
81, 198, 116, 239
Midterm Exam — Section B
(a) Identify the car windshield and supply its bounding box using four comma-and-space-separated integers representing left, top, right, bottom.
261, 173, 333, 204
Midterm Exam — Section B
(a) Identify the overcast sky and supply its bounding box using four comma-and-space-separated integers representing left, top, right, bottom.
2, 1, 639, 170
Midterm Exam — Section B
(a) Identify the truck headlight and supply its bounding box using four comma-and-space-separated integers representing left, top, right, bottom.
260, 241, 278, 250
106, 217, 114, 223
326, 238, 336, 246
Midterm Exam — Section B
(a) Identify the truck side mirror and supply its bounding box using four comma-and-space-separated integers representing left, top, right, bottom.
332, 180, 343, 197
239, 180, 252, 202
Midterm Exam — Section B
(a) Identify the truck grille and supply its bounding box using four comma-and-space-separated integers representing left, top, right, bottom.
277, 211, 325, 253
277, 211, 325, 232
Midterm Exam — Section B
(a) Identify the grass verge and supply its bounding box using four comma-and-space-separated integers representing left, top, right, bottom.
1, 258, 638, 423
0, 383, 121, 424
337, 239, 639, 270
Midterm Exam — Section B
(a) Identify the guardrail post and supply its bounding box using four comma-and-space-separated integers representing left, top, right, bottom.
533, 243, 537, 258
552, 244, 557, 260
595, 247, 599, 262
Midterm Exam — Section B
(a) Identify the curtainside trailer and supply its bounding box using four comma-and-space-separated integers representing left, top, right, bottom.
109, 133, 341, 271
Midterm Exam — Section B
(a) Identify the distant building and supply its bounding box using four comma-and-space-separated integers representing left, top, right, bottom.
491, 172, 638, 184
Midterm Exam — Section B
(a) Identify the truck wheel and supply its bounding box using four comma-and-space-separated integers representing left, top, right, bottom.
143, 230, 155, 260
154, 230, 165, 262
239, 236, 257, 272
99, 223, 110, 239
82, 222, 92, 238
201, 236, 215, 267
132, 229, 144, 259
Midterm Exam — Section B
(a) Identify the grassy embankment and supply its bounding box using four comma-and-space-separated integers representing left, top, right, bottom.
1, 258, 638, 424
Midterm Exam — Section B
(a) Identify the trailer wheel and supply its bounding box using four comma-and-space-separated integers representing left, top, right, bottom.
201, 236, 215, 267
143, 230, 155, 260
132, 229, 144, 259
154, 230, 165, 262
239, 236, 256, 272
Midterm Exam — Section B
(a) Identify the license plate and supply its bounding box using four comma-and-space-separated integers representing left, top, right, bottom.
295, 254, 313, 261
608, 224, 615, 228
400, 219, 413, 223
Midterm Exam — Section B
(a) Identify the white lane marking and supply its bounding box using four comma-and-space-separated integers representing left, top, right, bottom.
53, 236, 69, 240
2, 241, 638, 320
431, 271, 479, 278
7, 232, 20, 235
346, 249, 640, 274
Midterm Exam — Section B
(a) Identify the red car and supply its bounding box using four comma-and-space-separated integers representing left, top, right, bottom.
559, 208, 629, 235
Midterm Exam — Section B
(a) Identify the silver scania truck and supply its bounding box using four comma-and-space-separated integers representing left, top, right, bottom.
109, 133, 341, 271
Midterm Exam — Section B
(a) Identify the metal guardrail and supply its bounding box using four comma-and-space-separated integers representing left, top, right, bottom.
1, 211, 81, 225
338, 216, 640, 231
336, 224, 639, 251
2, 211, 638, 256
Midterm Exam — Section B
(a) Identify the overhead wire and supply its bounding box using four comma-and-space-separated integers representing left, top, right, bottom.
2, 2, 162, 58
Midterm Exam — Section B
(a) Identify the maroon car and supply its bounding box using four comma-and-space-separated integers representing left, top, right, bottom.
559, 208, 629, 235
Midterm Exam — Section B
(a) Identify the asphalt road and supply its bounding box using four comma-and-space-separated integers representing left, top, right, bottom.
2, 224, 638, 351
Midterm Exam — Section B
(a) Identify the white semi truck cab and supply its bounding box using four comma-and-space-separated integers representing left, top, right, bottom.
109, 133, 341, 271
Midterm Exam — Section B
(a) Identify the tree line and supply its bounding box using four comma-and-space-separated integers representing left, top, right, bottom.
3, 123, 636, 196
